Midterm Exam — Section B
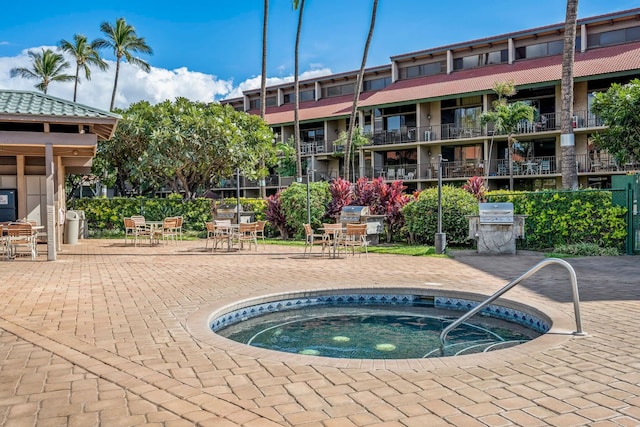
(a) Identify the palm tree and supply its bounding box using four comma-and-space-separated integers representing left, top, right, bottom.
259, 0, 269, 198
10, 49, 74, 94
96, 17, 153, 111
343, 0, 378, 182
293, 0, 306, 183
560, 0, 579, 189
481, 81, 535, 191
59, 34, 109, 102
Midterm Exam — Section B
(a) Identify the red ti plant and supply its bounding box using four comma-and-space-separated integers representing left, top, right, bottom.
265, 190, 295, 239
328, 177, 354, 221
462, 176, 487, 202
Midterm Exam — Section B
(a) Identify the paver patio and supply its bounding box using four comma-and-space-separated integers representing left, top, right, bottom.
0, 239, 638, 426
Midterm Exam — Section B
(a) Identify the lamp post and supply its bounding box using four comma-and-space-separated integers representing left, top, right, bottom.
306, 165, 315, 226
435, 154, 447, 254
235, 168, 241, 224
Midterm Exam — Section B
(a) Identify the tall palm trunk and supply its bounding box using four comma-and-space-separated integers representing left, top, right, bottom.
259, 0, 269, 197
344, 0, 378, 181
110, 56, 121, 111
293, 0, 305, 183
73, 65, 80, 102
561, 0, 579, 189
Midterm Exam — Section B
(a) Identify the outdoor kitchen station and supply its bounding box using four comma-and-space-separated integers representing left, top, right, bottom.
339, 206, 385, 245
468, 202, 525, 255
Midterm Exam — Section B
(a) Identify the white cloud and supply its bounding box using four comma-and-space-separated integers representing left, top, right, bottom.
0, 46, 332, 110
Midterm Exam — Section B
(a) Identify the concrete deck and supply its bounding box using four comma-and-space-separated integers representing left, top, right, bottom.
0, 239, 638, 426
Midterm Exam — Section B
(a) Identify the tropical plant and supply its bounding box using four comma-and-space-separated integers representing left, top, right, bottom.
10, 48, 74, 94
292, 0, 306, 182
480, 81, 535, 190
343, 0, 378, 181
96, 17, 153, 111
327, 177, 354, 220
560, 0, 579, 189
58, 34, 108, 102
590, 78, 640, 164
462, 176, 487, 202
265, 191, 295, 239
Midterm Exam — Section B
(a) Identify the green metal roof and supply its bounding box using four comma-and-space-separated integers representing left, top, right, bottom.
0, 90, 120, 119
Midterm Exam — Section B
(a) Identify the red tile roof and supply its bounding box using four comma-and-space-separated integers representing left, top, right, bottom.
260, 92, 376, 126
360, 42, 640, 108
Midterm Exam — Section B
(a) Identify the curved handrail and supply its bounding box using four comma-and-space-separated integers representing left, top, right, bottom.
440, 258, 585, 347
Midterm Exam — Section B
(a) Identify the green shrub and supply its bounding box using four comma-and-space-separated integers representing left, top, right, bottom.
402, 185, 478, 245
551, 242, 620, 257
488, 189, 627, 251
279, 182, 331, 239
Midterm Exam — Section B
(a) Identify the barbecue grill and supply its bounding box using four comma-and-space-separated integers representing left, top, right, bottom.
468, 202, 525, 254
338, 206, 385, 245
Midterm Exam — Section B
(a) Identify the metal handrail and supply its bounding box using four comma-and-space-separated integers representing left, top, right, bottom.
440, 258, 585, 347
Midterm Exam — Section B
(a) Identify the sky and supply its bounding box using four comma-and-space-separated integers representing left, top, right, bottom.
1, 0, 638, 112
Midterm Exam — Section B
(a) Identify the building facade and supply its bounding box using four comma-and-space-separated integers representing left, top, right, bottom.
220, 8, 640, 197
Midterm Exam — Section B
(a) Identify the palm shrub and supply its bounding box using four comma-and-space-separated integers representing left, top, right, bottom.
265, 191, 295, 239
403, 185, 478, 245
327, 177, 354, 221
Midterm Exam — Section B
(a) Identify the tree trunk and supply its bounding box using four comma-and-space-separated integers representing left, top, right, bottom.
508, 134, 514, 191
560, 0, 579, 189
259, 0, 269, 198
73, 64, 80, 102
293, 0, 305, 183
110, 56, 121, 111
343, 0, 378, 181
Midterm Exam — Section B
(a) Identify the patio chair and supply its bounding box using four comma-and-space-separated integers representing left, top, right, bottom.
255, 220, 267, 247
153, 217, 180, 245
387, 168, 396, 180
233, 222, 258, 251
7, 223, 37, 259
303, 224, 327, 258
0, 224, 6, 258
338, 223, 368, 258
205, 221, 232, 252
175, 216, 184, 240
130, 215, 154, 244
124, 217, 138, 245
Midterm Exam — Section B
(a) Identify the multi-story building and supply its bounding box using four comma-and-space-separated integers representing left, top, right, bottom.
220, 8, 640, 197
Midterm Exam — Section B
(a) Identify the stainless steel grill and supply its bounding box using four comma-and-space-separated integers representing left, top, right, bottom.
216, 204, 237, 221
339, 206, 370, 224
478, 202, 514, 225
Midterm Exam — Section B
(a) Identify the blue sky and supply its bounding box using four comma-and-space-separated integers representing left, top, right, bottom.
1, 0, 638, 111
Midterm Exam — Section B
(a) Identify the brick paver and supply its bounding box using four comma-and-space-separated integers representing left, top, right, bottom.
0, 239, 639, 425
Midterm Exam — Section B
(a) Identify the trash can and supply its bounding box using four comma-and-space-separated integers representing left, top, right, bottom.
77, 210, 86, 239
64, 210, 80, 244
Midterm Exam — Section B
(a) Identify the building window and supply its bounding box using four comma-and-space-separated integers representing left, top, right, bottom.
363, 77, 391, 91
283, 89, 315, 104
515, 40, 563, 60
453, 49, 508, 71
399, 61, 446, 80
249, 96, 277, 110
321, 83, 354, 98
587, 25, 640, 48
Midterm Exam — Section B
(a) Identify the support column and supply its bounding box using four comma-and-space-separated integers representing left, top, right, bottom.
45, 143, 56, 261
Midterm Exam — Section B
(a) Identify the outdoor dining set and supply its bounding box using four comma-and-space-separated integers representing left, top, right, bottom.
0, 220, 43, 260
123, 215, 183, 246
304, 222, 369, 259
204, 220, 266, 252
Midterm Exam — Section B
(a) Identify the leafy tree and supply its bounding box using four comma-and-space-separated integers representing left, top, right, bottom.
96, 98, 277, 199
96, 17, 153, 111
481, 81, 535, 191
10, 48, 74, 94
279, 182, 331, 237
590, 78, 640, 164
59, 34, 108, 102
560, 0, 579, 189
343, 0, 378, 181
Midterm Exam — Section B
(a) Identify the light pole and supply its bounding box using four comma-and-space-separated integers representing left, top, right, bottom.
435, 154, 447, 254
306, 165, 315, 226
235, 168, 241, 224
